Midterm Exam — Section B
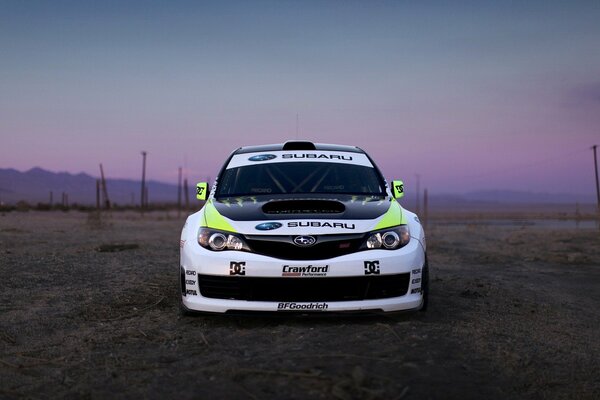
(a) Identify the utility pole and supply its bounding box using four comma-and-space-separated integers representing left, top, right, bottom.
96, 180, 101, 209
593, 145, 600, 213
415, 174, 421, 215
178, 167, 182, 218
183, 177, 190, 211
140, 151, 147, 210
99, 163, 111, 209
423, 188, 429, 231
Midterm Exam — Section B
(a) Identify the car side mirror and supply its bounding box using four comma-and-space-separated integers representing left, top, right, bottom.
391, 180, 404, 199
196, 182, 208, 201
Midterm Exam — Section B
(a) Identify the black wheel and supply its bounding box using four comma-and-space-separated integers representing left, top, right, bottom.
419, 256, 429, 312
179, 297, 193, 316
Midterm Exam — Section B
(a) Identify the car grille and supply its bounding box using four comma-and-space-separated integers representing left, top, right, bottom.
197, 274, 410, 302
244, 236, 365, 260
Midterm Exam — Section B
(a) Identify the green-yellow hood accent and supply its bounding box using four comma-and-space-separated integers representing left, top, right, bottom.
373, 199, 406, 230
200, 200, 237, 232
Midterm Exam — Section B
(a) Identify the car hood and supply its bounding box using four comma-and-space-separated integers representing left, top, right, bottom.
202, 194, 405, 235
213, 194, 391, 221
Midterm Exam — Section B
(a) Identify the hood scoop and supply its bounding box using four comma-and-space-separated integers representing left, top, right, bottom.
262, 199, 345, 214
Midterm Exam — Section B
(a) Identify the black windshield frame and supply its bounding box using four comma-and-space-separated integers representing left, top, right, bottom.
215, 161, 387, 199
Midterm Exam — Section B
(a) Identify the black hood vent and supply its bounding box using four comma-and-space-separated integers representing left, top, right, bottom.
262, 199, 345, 214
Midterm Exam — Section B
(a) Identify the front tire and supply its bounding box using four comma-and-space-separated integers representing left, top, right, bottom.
179, 297, 194, 316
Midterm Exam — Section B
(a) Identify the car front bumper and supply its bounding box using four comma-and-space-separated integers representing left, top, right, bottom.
180, 238, 426, 314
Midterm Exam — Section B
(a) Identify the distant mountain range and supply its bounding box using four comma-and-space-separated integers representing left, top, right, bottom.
0, 167, 187, 205
0, 167, 595, 206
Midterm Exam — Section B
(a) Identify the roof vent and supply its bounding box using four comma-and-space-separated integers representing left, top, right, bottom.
282, 141, 316, 150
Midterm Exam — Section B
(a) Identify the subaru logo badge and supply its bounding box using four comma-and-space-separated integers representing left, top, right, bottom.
293, 236, 316, 247
248, 154, 277, 162
255, 222, 282, 231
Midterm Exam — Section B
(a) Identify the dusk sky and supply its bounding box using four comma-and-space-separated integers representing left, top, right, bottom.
1, 1, 599, 196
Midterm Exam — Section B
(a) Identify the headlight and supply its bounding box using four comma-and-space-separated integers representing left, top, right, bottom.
198, 228, 251, 252
363, 225, 410, 250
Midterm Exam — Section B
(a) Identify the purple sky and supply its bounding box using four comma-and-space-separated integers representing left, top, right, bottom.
1, 1, 599, 196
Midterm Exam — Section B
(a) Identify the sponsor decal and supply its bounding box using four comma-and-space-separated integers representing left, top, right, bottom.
196, 186, 205, 196
251, 188, 272, 193
277, 302, 329, 311
364, 260, 380, 275
412, 278, 421, 284
412, 268, 421, 275
293, 235, 316, 247
185, 279, 196, 285
395, 184, 404, 194
287, 221, 355, 229
248, 154, 277, 161
186, 289, 198, 296
185, 270, 196, 276
229, 261, 246, 276
282, 153, 353, 161
282, 265, 328, 277
255, 222, 283, 231
411, 288, 422, 294
180, 239, 186, 249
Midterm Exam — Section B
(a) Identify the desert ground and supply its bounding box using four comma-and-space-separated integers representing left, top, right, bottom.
0, 209, 598, 399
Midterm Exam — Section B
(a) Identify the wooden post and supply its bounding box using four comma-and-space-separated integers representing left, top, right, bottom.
99, 163, 111, 209
140, 151, 147, 210
415, 174, 421, 215
593, 145, 599, 214
178, 167, 182, 217
183, 177, 190, 211
96, 179, 101, 209
423, 188, 429, 231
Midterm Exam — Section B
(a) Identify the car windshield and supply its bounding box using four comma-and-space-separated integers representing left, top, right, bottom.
217, 162, 385, 197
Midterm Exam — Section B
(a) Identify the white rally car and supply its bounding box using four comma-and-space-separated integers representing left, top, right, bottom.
179, 141, 428, 314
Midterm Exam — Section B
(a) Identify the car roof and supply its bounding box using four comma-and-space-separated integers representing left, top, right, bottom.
234, 141, 365, 154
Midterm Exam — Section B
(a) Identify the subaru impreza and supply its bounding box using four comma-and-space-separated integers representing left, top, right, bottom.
179, 141, 428, 314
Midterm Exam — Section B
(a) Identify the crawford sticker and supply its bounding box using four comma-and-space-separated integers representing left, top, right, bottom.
282, 265, 328, 277
277, 302, 329, 311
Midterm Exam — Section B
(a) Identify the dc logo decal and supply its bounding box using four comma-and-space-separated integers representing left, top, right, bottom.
364, 260, 380, 275
197, 186, 204, 196
230, 261, 246, 275
248, 154, 277, 162
395, 185, 403, 193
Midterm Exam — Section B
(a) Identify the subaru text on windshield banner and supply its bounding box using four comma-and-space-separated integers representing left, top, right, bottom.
226, 150, 374, 169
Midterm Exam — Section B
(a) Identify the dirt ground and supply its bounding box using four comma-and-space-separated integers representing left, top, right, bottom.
0, 210, 598, 399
